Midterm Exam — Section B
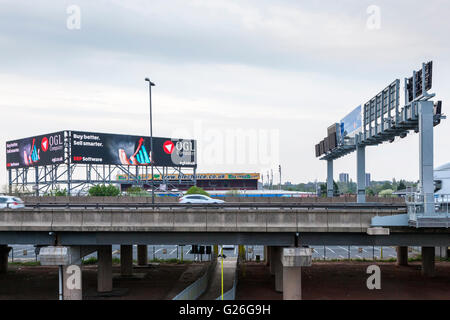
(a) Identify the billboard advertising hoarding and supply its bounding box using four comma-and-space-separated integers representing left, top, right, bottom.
340, 105, 362, 139
70, 131, 196, 167
6, 131, 65, 168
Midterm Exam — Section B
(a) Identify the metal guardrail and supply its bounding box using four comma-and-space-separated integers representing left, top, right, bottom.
21, 202, 406, 210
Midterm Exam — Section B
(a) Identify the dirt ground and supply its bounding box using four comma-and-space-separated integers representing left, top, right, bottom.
236, 261, 450, 300
0, 263, 205, 300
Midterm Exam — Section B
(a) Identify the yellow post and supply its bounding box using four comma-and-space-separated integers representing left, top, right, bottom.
239, 245, 246, 277
221, 247, 224, 300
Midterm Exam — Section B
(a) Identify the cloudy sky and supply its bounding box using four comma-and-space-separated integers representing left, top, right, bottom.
1, 0, 450, 187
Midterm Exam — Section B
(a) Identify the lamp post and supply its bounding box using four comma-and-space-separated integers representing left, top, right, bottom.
145, 78, 155, 205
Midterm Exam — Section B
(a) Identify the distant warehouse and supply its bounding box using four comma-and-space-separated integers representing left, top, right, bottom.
117, 173, 260, 191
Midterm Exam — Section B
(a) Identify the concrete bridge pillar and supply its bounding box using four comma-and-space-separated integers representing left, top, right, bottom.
97, 245, 113, 293
137, 245, 148, 266
268, 246, 275, 275
435, 247, 448, 260
120, 245, 133, 277
0, 245, 11, 274
62, 246, 83, 300
421, 247, 435, 277
62, 264, 83, 300
273, 247, 283, 292
282, 247, 312, 300
396, 246, 408, 266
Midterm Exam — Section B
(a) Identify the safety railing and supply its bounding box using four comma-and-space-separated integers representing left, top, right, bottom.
406, 190, 450, 226
18, 202, 406, 210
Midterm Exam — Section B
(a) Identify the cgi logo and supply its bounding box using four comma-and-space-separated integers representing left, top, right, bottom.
73, 156, 83, 161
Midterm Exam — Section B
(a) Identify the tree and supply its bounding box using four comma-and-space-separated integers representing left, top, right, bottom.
397, 180, 406, 191
185, 186, 210, 197
379, 189, 394, 198
333, 181, 339, 196
88, 184, 120, 196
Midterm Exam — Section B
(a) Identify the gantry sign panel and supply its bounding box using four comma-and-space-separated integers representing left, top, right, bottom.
70, 131, 197, 167
314, 61, 441, 161
363, 80, 400, 141
6, 131, 65, 168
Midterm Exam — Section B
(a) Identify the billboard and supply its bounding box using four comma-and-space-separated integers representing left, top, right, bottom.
70, 131, 196, 167
340, 105, 362, 139
6, 131, 65, 168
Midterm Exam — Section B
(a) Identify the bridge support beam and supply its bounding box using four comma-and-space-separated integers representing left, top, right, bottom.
327, 160, 333, 198
282, 248, 312, 300
97, 245, 113, 293
0, 245, 11, 274
357, 145, 366, 203
421, 247, 435, 277
273, 247, 283, 292
396, 246, 408, 266
137, 245, 148, 266
120, 245, 133, 277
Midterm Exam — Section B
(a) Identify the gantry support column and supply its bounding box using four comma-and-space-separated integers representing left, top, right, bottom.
137, 245, 148, 266
97, 245, 113, 293
327, 160, 333, 198
357, 145, 366, 203
418, 101, 435, 216
273, 247, 283, 292
0, 245, 11, 274
396, 246, 408, 266
421, 247, 435, 277
282, 248, 312, 300
120, 245, 133, 277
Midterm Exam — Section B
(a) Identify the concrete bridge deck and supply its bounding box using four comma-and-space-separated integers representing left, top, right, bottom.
0, 206, 405, 233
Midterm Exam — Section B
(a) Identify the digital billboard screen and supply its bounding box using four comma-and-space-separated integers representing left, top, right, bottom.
70, 131, 196, 167
6, 131, 65, 168
340, 105, 362, 138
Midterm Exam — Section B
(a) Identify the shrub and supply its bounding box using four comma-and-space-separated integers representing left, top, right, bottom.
88, 184, 120, 196
185, 186, 210, 197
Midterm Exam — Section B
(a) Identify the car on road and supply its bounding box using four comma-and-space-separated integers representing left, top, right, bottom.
222, 245, 235, 250
0, 196, 25, 209
178, 194, 225, 204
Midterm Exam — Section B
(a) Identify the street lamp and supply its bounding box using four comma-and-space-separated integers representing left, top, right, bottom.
145, 78, 156, 205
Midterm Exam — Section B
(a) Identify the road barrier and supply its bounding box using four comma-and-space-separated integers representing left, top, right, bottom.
172, 259, 217, 300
